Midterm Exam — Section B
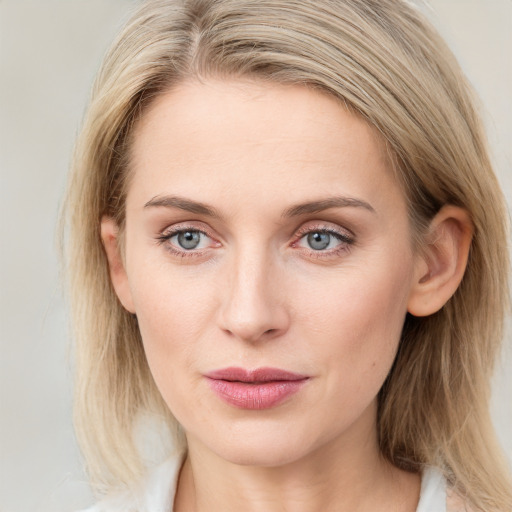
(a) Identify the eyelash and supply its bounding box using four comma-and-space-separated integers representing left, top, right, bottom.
155, 223, 354, 259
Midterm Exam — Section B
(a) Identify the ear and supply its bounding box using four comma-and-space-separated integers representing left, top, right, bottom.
100, 216, 136, 314
407, 205, 473, 317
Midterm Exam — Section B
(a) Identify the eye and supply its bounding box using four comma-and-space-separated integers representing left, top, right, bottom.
292, 225, 354, 257
168, 229, 212, 251
156, 224, 220, 257
306, 232, 334, 251
172, 230, 205, 250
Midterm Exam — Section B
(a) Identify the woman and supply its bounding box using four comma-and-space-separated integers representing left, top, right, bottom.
65, 0, 511, 510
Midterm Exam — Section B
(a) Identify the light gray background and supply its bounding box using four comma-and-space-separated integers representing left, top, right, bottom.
0, 1, 510, 511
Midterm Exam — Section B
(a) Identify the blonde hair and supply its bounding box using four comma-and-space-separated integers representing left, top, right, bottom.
64, 0, 511, 509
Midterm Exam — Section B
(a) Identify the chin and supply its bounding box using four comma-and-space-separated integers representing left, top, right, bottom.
194, 420, 320, 468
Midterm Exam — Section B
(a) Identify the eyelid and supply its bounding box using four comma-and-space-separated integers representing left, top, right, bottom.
293, 221, 355, 241
159, 221, 219, 240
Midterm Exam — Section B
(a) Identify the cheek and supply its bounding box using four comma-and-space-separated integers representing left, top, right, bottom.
134, 280, 210, 357
132, 283, 213, 425
294, 254, 412, 391
301, 267, 408, 341
125, 254, 218, 388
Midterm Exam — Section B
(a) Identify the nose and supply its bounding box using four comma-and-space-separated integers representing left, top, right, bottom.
217, 249, 290, 343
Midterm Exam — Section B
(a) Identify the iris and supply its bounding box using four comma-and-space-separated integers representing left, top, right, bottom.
177, 231, 201, 250
307, 232, 331, 250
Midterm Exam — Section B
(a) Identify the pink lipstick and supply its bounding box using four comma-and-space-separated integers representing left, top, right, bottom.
205, 367, 309, 410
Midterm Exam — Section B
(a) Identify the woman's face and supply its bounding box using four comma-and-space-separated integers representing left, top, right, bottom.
111, 79, 423, 466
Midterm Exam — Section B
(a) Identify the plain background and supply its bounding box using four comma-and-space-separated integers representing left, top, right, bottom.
0, 1, 510, 511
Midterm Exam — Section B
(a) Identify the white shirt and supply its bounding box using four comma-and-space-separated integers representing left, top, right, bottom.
81, 458, 448, 512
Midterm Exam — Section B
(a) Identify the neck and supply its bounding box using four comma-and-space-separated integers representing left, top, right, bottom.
174, 405, 420, 512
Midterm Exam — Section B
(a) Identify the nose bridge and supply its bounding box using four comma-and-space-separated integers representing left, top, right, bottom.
218, 242, 288, 342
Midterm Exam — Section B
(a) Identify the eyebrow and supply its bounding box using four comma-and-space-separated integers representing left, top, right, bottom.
282, 196, 375, 217
143, 194, 375, 218
144, 195, 220, 218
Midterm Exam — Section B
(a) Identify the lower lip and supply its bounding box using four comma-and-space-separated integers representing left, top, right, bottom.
206, 378, 307, 410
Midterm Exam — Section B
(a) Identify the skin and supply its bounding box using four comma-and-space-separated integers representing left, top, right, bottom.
102, 79, 473, 512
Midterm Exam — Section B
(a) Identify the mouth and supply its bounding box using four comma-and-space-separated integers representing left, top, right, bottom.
204, 367, 309, 410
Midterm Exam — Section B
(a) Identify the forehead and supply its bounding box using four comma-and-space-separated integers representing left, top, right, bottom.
127, 79, 402, 216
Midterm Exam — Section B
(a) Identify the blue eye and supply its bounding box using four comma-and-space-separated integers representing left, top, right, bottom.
166, 229, 212, 251
156, 224, 221, 258
307, 232, 331, 250
175, 230, 202, 250
301, 230, 347, 251
295, 227, 353, 255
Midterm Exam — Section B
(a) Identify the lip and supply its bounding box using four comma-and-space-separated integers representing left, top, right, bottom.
205, 367, 309, 410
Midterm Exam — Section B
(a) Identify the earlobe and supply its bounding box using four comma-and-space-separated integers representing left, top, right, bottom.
100, 216, 136, 314
407, 206, 473, 317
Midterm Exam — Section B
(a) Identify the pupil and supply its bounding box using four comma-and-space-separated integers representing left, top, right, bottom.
178, 231, 200, 250
308, 232, 330, 250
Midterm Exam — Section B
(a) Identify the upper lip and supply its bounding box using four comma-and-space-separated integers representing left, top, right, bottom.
205, 367, 308, 383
